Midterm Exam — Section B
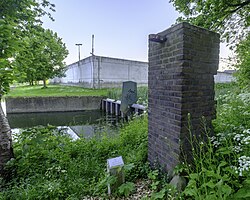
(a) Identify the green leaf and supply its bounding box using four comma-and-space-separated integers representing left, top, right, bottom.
151, 189, 166, 200
233, 187, 250, 199
123, 163, 135, 172
189, 173, 199, 180
220, 184, 232, 197
217, 161, 227, 175
118, 182, 135, 197
204, 194, 217, 200
203, 180, 215, 189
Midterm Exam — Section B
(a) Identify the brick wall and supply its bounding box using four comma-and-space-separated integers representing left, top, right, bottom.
148, 22, 220, 172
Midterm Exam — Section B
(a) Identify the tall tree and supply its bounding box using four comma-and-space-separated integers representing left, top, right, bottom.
14, 28, 68, 88
170, 0, 250, 45
37, 29, 68, 88
0, 0, 55, 177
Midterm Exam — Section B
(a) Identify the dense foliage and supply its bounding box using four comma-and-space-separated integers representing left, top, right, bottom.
0, 0, 55, 96
170, 0, 250, 100
180, 85, 250, 199
14, 28, 68, 88
170, 0, 250, 45
0, 116, 148, 199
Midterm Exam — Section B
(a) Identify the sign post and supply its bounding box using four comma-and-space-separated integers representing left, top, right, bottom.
107, 156, 125, 195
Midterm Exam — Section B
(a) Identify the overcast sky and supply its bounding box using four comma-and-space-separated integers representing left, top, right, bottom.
43, 0, 231, 70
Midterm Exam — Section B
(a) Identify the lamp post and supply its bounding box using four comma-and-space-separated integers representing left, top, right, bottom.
75, 43, 82, 62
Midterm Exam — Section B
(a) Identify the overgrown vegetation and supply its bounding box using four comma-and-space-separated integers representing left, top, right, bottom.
2, 83, 250, 199
182, 83, 250, 199
0, 116, 148, 199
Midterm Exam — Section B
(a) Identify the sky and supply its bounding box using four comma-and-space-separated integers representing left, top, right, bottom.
42, 0, 231, 69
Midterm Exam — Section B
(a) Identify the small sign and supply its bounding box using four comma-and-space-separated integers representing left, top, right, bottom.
121, 81, 137, 114
107, 156, 125, 195
107, 156, 124, 169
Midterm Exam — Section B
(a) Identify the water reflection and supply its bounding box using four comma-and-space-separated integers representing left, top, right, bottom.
8, 110, 120, 138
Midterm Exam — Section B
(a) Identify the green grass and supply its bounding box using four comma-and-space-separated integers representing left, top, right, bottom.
5, 85, 109, 97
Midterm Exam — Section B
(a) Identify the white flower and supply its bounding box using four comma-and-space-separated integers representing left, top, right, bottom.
235, 156, 250, 176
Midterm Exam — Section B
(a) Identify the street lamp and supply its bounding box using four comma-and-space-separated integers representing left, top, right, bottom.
75, 43, 82, 62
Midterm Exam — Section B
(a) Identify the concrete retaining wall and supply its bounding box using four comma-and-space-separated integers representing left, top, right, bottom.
6, 96, 103, 114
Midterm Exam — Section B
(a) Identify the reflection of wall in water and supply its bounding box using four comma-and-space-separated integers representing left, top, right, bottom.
8, 111, 103, 128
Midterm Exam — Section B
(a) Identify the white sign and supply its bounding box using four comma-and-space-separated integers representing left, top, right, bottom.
107, 156, 125, 195
107, 156, 124, 169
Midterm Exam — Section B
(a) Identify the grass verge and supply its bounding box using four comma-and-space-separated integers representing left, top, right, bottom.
6, 85, 109, 97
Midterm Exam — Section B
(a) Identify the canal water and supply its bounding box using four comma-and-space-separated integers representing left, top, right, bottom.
7, 110, 120, 139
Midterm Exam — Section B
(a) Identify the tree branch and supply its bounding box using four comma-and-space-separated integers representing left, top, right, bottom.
225, 0, 250, 14
227, 0, 250, 7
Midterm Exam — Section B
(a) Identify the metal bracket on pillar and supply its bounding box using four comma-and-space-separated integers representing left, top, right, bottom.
149, 34, 167, 43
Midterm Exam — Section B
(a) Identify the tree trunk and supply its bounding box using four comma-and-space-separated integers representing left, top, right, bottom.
42, 79, 47, 88
0, 100, 14, 177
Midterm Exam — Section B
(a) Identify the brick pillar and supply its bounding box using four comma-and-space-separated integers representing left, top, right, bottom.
148, 22, 220, 172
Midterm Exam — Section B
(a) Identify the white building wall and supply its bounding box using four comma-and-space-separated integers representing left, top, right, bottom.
214, 72, 235, 83
52, 56, 148, 88
51, 57, 93, 87
93, 56, 148, 88
51, 55, 234, 88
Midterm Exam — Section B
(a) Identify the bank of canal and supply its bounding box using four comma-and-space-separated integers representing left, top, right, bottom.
4, 96, 121, 139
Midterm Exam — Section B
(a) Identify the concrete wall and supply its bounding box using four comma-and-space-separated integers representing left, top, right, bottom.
148, 22, 220, 172
51, 56, 148, 88
6, 96, 103, 114
51, 57, 93, 87
51, 55, 233, 88
93, 56, 148, 88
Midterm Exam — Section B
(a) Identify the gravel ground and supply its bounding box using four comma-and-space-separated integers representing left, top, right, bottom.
83, 179, 153, 200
